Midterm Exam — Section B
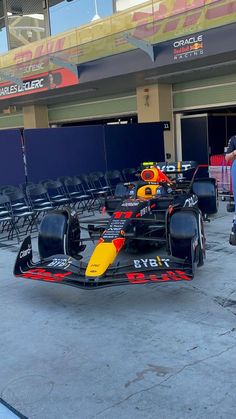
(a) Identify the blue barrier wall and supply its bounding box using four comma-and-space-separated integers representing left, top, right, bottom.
24, 126, 106, 182
105, 123, 164, 170
0, 129, 26, 186
24, 123, 165, 182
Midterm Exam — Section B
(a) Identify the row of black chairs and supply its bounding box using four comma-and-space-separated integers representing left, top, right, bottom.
0, 168, 138, 242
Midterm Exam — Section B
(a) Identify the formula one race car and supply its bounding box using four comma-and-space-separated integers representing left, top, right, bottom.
14, 161, 218, 289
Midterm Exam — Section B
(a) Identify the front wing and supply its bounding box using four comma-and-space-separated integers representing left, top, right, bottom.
14, 236, 194, 290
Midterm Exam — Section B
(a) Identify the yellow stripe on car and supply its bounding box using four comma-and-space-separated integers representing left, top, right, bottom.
85, 242, 118, 278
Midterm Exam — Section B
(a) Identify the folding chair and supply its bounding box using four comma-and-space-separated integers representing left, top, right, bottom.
26, 184, 54, 225
5, 189, 36, 237
0, 193, 20, 242
64, 177, 91, 213
43, 180, 72, 208
105, 170, 124, 194
122, 167, 138, 182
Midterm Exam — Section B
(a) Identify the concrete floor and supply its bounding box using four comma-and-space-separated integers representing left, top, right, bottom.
0, 203, 236, 419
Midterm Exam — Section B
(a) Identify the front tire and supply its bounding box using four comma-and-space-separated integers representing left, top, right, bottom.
38, 209, 83, 260
169, 209, 204, 266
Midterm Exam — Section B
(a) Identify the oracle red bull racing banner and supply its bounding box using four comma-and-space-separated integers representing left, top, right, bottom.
0, 68, 79, 99
173, 34, 204, 61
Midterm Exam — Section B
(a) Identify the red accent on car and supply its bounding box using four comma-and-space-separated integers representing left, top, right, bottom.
126, 272, 148, 284
126, 270, 191, 283
168, 205, 174, 214
112, 237, 125, 253
114, 211, 133, 219
19, 269, 72, 282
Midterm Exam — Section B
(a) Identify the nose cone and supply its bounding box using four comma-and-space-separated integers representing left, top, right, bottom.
85, 240, 124, 278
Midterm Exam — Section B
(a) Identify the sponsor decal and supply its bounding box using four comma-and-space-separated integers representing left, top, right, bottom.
183, 195, 198, 207
20, 268, 72, 282
0, 68, 79, 100
140, 206, 151, 217
19, 244, 32, 259
133, 257, 170, 269
173, 34, 204, 61
156, 163, 192, 172
126, 270, 192, 283
47, 258, 72, 269
0, 0, 232, 72
102, 217, 127, 239
121, 201, 139, 207
0, 62, 45, 82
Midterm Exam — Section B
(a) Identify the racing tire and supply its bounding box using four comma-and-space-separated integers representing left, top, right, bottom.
227, 203, 235, 213
38, 209, 82, 260
192, 178, 218, 215
169, 210, 199, 261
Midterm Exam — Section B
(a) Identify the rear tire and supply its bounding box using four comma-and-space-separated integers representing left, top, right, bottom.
192, 178, 218, 215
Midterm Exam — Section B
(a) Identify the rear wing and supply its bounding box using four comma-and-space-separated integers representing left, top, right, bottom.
142, 161, 198, 173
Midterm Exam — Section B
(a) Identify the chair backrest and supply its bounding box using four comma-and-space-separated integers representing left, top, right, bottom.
0, 185, 21, 194
106, 170, 123, 187
122, 167, 137, 182
26, 184, 50, 200
0, 193, 11, 206
5, 189, 29, 207
0, 193, 12, 218
43, 180, 67, 196
58, 176, 73, 185
78, 174, 94, 191
64, 177, 83, 195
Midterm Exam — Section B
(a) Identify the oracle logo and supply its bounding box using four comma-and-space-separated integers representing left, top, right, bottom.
173, 35, 203, 48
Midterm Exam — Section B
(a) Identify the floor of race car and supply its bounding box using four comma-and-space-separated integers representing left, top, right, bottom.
1, 202, 236, 419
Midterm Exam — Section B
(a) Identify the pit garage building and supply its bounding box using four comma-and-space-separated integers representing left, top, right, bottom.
0, 0, 235, 165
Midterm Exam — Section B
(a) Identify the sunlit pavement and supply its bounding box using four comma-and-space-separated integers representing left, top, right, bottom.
0, 202, 236, 419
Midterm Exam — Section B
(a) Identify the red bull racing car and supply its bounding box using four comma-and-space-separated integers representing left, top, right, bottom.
14, 161, 218, 289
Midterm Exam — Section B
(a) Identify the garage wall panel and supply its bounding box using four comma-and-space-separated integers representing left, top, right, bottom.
48, 95, 137, 124
173, 73, 236, 111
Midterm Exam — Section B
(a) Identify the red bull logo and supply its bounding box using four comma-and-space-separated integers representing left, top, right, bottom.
190, 42, 203, 50
173, 34, 204, 60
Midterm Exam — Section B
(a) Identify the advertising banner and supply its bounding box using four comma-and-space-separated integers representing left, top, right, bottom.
1, 0, 235, 71
0, 0, 235, 86
115, 0, 149, 12
0, 68, 79, 100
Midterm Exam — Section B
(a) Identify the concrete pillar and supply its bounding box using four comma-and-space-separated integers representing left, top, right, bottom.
136, 84, 175, 161
23, 105, 49, 129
